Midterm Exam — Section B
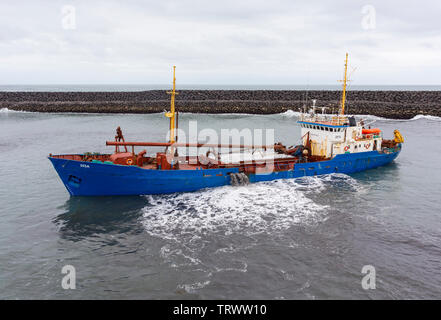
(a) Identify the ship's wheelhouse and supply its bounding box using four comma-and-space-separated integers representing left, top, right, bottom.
298, 116, 383, 158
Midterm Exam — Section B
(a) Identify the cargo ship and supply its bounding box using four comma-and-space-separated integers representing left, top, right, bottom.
49, 54, 404, 196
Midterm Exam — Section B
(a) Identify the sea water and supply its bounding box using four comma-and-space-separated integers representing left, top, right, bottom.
0, 109, 440, 299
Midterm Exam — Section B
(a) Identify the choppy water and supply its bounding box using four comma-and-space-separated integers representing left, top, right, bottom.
0, 109, 440, 299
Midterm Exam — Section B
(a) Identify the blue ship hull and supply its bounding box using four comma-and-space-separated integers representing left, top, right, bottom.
49, 148, 401, 196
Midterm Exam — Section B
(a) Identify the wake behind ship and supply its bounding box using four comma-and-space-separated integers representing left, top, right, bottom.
49, 55, 404, 196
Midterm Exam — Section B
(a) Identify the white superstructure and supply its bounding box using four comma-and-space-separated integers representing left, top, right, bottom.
299, 100, 382, 159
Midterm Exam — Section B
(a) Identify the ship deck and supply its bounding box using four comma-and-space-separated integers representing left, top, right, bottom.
48, 153, 316, 173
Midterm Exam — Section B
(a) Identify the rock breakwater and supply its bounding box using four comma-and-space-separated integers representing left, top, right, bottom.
1, 90, 440, 119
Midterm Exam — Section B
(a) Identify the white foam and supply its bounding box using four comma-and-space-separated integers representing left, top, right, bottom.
355, 114, 387, 121
356, 114, 441, 122
177, 280, 211, 294
409, 114, 441, 121
160, 244, 204, 267
279, 110, 441, 122
214, 261, 248, 273
0, 108, 28, 113
142, 174, 365, 283
277, 112, 441, 122
280, 109, 302, 118
320, 172, 365, 191
141, 178, 329, 239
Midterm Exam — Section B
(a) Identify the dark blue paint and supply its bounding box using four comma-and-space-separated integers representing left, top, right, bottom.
49, 146, 401, 196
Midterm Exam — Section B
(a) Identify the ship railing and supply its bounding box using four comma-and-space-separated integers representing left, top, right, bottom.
106, 141, 284, 160
106, 141, 281, 150
300, 113, 348, 126
361, 133, 382, 139
106, 141, 298, 167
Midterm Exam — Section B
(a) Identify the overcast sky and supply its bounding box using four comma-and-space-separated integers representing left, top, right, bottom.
1, 0, 440, 84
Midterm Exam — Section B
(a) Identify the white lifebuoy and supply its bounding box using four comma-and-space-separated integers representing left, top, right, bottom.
344, 146, 350, 151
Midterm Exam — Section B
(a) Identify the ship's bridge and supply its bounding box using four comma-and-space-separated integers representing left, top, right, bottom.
294, 54, 384, 159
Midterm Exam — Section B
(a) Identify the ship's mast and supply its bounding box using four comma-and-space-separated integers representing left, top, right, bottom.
166, 66, 178, 143
339, 53, 349, 115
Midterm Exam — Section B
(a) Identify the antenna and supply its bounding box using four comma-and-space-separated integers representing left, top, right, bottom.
303, 64, 310, 112
338, 53, 350, 115
166, 66, 178, 144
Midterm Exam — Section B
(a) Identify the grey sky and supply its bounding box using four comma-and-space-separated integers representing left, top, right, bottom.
1, 0, 440, 84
